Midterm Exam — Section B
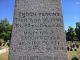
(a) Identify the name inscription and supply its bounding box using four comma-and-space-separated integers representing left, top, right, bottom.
19, 12, 61, 17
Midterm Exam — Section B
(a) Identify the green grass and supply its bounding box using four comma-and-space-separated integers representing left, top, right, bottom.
67, 41, 80, 60
0, 46, 9, 60
0, 51, 9, 60
67, 49, 80, 60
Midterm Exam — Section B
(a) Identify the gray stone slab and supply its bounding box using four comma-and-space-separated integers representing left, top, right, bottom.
9, 0, 68, 60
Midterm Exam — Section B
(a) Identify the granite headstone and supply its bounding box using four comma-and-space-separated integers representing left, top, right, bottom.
9, 0, 68, 60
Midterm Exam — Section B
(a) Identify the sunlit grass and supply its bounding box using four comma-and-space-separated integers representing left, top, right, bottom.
0, 51, 9, 60
67, 41, 80, 60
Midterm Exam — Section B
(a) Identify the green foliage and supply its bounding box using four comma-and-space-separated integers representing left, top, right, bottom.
0, 18, 12, 42
66, 22, 80, 41
75, 22, 80, 41
66, 26, 76, 41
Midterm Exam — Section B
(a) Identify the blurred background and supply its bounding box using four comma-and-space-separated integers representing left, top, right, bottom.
0, 0, 80, 60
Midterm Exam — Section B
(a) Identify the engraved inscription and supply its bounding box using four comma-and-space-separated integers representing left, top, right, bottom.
9, 0, 67, 60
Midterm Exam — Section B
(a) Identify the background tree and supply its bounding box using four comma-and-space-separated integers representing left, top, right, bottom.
75, 22, 80, 41
66, 26, 76, 41
0, 18, 12, 42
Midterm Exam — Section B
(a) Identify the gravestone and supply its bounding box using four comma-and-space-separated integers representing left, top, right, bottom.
9, 0, 68, 60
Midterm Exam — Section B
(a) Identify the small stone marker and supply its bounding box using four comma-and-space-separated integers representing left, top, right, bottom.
9, 0, 68, 60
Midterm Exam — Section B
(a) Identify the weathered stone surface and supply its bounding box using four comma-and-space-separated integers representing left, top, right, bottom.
9, 0, 68, 60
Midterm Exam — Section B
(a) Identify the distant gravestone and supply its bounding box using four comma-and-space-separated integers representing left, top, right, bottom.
9, 0, 68, 60
0, 42, 1, 46
76, 44, 79, 48
74, 49, 77, 51
70, 48, 73, 51
67, 47, 70, 51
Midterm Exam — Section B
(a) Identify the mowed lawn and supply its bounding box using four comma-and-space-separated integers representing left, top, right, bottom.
67, 48, 80, 60
0, 51, 9, 60
67, 41, 80, 60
